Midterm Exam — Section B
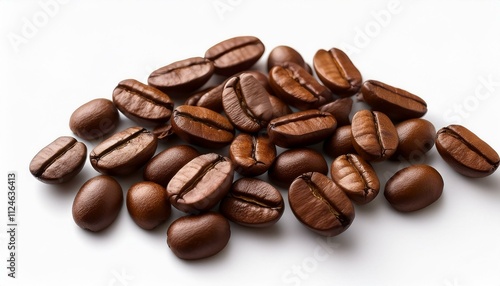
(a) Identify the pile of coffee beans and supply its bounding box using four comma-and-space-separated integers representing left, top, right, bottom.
29, 35, 500, 260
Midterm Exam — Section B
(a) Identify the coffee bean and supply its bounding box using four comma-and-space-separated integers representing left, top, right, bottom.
323, 125, 356, 158
69, 98, 119, 140
147, 57, 214, 93
351, 110, 398, 161
112, 79, 174, 126
288, 172, 355, 237
229, 133, 276, 177
167, 212, 230, 260
185, 85, 224, 113
171, 105, 235, 149
29, 136, 87, 184
268, 148, 328, 188
330, 154, 380, 205
126, 181, 171, 230
360, 80, 427, 122
167, 153, 234, 213
143, 145, 200, 187
267, 45, 311, 73
220, 178, 284, 227
435, 125, 499, 178
268, 95, 292, 119
384, 164, 443, 212
72, 175, 123, 232
319, 97, 353, 126
313, 48, 362, 97
90, 126, 158, 176
392, 118, 436, 161
267, 109, 337, 148
269, 62, 333, 110
205, 36, 265, 76
222, 73, 273, 133
152, 124, 175, 142
243, 70, 274, 94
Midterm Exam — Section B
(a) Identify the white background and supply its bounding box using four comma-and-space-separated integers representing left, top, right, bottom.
1, 1, 500, 285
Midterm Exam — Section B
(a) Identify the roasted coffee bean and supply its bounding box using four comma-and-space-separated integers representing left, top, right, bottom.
288, 172, 355, 237
167, 153, 234, 213
267, 45, 311, 73
435, 125, 499, 178
351, 110, 398, 161
171, 105, 235, 149
268, 148, 328, 188
267, 109, 337, 148
185, 85, 224, 113
384, 164, 443, 212
392, 118, 436, 161
323, 125, 356, 158
360, 80, 427, 122
220, 178, 284, 227
29, 136, 87, 184
147, 57, 214, 93
222, 73, 273, 133
269, 62, 333, 110
152, 124, 175, 142
243, 70, 273, 94
69, 98, 119, 140
112, 79, 174, 126
205, 36, 265, 76
269, 95, 292, 119
229, 133, 276, 177
313, 48, 362, 97
167, 212, 230, 260
319, 97, 353, 126
90, 126, 158, 176
330, 154, 379, 205
72, 175, 123, 232
126, 181, 171, 230
143, 145, 200, 187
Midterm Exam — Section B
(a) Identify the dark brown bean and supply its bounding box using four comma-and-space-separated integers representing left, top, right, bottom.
323, 125, 356, 158
69, 98, 119, 140
205, 36, 265, 76
147, 57, 214, 93
184, 85, 224, 113
269, 95, 293, 119
220, 178, 284, 227
392, 118, 436, 161
267, 45, 311, 73
269, 62, 333, 110
229, 133, 276, 177
143, 145, 200, 187
167, 153, 234, 213
318, 97, 353, 126
267, 109, 337, 148
351, 110, 398, 161
243, 70, 274, 94
222, 73, 273, 133
112, 79, 174, 126
313, 48, 362, 97
152, 124, 175, 142
29, 136, 87, 184
435, 125, 499, 178
90, 127, 158, 176
167, 212, 230, 260
171, 105, 235, 149
268, 148, 328, 188
72, 175, 123, 232
384, 164, 443, 212
360, 80, 427, 122
126, 181, 171, 230
288, 172, 355, 237
330, 154, 380, 205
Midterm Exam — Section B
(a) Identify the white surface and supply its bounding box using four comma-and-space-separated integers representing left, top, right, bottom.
1, 1, 500, 285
